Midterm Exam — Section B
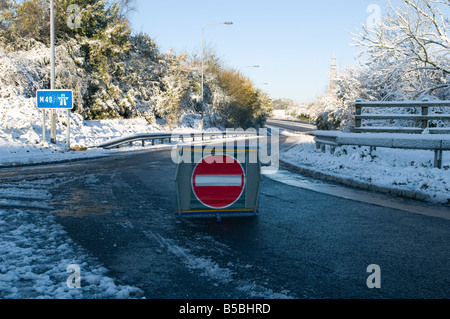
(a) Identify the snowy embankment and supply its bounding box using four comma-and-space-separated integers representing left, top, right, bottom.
0, 93, 188, 167
280, 133, 450, 205
0, 43, 200, 168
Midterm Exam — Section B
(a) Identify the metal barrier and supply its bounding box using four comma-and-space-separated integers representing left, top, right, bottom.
314, 131, 450, 168
354, 99, 450, 134
314, 99, 450, 168
93, 131, 258, 150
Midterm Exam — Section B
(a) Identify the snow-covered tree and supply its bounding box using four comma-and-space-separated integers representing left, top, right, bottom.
352, 0, 450, 100
315, 0, 450, 131
0, 0, 272, 128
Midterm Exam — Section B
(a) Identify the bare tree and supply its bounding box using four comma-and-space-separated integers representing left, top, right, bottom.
351, 0, 450, 98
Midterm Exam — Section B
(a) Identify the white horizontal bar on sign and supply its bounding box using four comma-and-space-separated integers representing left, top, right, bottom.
195, 175, 242, 187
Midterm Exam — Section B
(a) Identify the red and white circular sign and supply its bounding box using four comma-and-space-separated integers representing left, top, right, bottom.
191, 155, 246, 209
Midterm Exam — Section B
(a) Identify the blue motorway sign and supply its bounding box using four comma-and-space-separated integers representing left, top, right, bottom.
36, 90, 73, 109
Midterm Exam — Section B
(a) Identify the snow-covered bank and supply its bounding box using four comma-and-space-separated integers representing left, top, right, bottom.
0, 205, 143, 299
280, 133, 450, 204
0, 93, 200, 167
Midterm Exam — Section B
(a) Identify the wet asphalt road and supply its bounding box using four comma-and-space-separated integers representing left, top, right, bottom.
2, 144, 448, 299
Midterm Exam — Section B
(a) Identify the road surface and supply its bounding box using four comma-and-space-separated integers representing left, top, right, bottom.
0, 138, 448, 299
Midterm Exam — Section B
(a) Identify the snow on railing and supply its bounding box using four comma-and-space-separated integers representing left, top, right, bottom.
314, 99, 450, 168
93, 130, 259, 150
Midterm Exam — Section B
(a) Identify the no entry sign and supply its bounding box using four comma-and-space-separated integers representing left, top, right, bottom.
191, 155, 245, 209
175, 145, 261, 219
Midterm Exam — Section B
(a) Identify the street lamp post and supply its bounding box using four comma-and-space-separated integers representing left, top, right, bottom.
201, 21, 233, 130
241, 65, 260, 70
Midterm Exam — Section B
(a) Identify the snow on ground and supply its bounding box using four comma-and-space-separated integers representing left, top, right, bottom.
0, 93, 200, 167
280, 133, 450, 204
0, 177, 144, 298
271, 110, 289, 119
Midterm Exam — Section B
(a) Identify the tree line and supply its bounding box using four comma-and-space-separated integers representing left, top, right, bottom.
0, 0, 272, 129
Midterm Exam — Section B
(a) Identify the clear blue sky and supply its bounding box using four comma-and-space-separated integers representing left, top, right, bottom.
129, 0, 386, 103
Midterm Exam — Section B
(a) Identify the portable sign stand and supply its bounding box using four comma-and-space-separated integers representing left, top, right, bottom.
175, 145, 262, 222
36, 90, 74, 151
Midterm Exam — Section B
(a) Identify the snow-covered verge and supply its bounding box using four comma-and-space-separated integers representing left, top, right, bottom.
0, 206, 143, 299
271, 110, 290, 119
280, 133, 450, 204
0, 93, 201, 168
0, 41, 205, 168
0, 150, 145, 299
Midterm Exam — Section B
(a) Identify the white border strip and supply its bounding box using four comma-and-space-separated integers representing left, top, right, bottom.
195, 175, 242, 187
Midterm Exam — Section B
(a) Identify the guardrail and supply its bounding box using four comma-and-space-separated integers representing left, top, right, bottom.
314, 99, 450, 168
354, 99, 450, 134
314, 131, 450, 168
92, 131, 259, 150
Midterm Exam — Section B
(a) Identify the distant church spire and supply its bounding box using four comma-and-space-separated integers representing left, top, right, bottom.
330, 54, 337, 90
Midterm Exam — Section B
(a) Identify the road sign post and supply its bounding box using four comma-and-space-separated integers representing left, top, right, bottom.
41, 110, 46, 145
50, 0, 56, 144
36, 90, 74, 150
175, 145, 261, 221
66, 109, 70, 151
